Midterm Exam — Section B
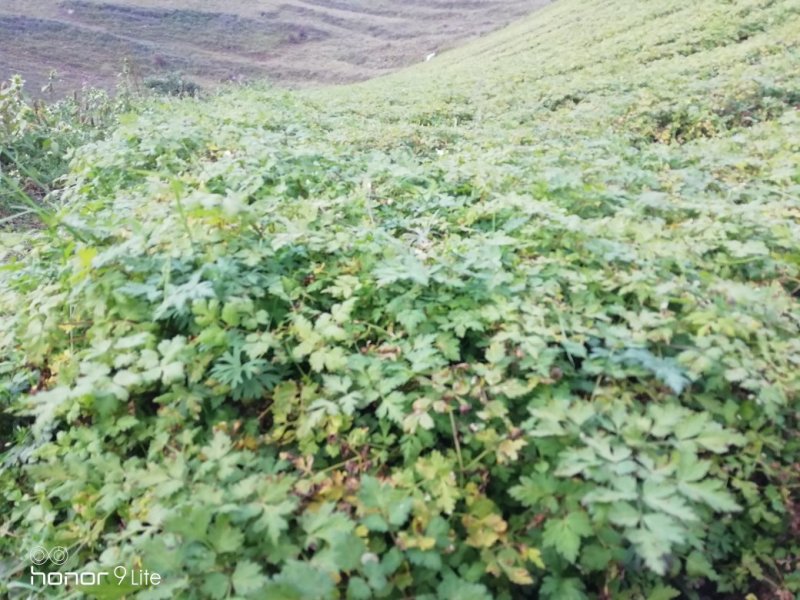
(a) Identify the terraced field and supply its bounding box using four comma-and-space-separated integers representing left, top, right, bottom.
0, 0, 550, 95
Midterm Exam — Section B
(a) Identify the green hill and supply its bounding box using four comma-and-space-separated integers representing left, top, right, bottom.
2, 0, 799, 598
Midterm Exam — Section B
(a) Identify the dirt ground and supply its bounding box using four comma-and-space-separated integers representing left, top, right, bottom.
1, 0, 551, 96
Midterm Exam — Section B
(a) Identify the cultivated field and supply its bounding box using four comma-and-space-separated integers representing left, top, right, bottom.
1, 0, 550, 94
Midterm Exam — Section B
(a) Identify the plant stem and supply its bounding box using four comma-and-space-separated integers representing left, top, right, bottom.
450, 410, 464, 484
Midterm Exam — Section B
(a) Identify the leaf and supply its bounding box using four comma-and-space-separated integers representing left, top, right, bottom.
332, 298, 357, 324
506, 566, 534, 585
509, 474, 559, 507
315, 314, 347, 341
642, 480, 698, 522
642, 513, 684, 544
582, 476, 638, 504
271, 560, 335, 599
377, 391, 406, 424
374, 253, 430, 287
618, 348, 690, 394
463, 512, 507, 548
678, 479, 741, 512
693, 428, 746, 453
79, 577, 144, 600
486, 340, 506, 363
580, 544, 611, 572
539, 576, 588, 600
161, 361, 185, 385
527, 547, 545, 569
562, 340, 587, 359
254, 500, 296, 544
649, 404, 687, 438
677, 455, 711, 483
302, 503, 354, 547
231, 560, 268, 596
155, 271, 215, 320
542, 512, 592, 563
436, 573, 492, 600
686, 550, 717, 579
397, 308, 427, 332
204, 431, 232, 461
497, 438, 526, 464
201, 573, 230, 600
113, 370, 141, 387
208, 519, 244, 554
607, 502, 640, 528
627, 514, 685, 575
347, 577, 372, 600
357, 476, 412, 528
647, 585, 681, 600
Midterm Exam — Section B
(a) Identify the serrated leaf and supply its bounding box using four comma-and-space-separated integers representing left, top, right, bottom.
678, 479, 741, 512
208, 520, 244, 554
113, 370, 141, 387
607, 502, 640, 527
647, 585, 680, 600
686, 549, 717, 579
542, 512, 592, 563
436, 573, 492, 600
201, 573, 230, 600
232, 560, 267, 596
275, 560, 336, 598
540, 576, 588, 600
580, 543, 611, 572
693, 428, 746, 453
486, 341, 506, 363
254, 500, 296, 544
627, 513, 685, 574
642, 480, 698, 522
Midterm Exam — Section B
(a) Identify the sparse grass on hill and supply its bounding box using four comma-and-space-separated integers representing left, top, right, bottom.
1, 0, 799, 599
0, 0, 549, 96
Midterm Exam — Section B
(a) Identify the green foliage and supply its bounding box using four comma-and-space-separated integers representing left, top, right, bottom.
0, 75, 122, 225
1, 0, 799, 598
144, 73, 202, 98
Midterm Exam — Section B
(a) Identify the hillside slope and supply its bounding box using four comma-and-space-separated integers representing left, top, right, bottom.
1, 0, 549, 94
1, 0, 799, 598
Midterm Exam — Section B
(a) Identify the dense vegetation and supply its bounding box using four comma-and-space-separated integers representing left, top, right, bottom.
1, 0, 799, 598
0, 74, 123, 226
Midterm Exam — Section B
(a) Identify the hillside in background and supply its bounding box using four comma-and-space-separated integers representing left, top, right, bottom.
1, 0, 799, 598
1, 0, 549, 95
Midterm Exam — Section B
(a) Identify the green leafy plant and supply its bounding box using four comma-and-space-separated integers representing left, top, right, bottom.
0, 75, 122, 227
1, 0, 799, 598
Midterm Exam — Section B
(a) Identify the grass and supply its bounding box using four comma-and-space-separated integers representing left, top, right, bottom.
1, 0, 799, 598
